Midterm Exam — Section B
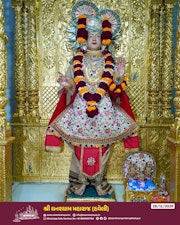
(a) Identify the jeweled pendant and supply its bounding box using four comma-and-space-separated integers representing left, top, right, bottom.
91, 66, 96, 71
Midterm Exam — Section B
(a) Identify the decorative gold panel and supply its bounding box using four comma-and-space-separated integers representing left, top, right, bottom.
12, 0, 176, 187
0, 132, 15, 202
167, 4, 180, 202
124, 189, 158, 202
145, 126, 171, 184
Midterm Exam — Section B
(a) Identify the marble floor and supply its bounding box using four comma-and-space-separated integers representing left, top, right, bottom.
12, 182, 124, 202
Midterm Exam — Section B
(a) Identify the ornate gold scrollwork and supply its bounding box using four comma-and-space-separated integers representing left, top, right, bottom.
151, 0, 163, 3
148, 2, 162, 121
26, 1, 39, 119
12, 0, 39, 120
13, 1, 26, 118
167, 6, 180, 201
174, 13, 180, 126
148, 0, 175, 123
164, 0, 176, 4
161, 3, 174, 120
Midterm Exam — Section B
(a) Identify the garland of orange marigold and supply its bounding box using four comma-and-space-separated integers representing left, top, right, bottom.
73, 49, 127, 118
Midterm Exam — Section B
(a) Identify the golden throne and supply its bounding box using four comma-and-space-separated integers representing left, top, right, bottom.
0, 0, 177, 202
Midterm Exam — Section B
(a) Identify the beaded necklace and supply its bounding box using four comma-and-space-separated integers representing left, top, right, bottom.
83, 51, 104, 86
73, 49, 126, 118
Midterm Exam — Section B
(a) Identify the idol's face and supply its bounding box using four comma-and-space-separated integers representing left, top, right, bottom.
87, 31, 101, 51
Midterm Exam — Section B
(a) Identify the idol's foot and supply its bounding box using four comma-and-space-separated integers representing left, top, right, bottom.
95, 185, 108, 196
74, 184, 86, 196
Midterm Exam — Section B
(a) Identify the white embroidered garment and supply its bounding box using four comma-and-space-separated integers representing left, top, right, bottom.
51, 94, 138, 147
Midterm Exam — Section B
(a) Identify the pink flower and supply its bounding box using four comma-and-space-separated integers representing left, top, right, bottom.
78, 110, 83, 115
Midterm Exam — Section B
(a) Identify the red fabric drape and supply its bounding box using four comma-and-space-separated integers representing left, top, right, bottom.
119, 91, 135, 120
49, 88, 77, 124
45, 89, 139, 150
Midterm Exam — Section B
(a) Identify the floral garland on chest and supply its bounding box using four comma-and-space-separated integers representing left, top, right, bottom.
73, 49, 127, 118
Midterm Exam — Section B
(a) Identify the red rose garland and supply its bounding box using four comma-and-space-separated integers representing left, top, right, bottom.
73, 49, 127, 118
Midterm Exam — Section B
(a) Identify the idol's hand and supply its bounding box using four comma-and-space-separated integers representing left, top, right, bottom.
116, 57, 126, 77
57, 72, 71, 88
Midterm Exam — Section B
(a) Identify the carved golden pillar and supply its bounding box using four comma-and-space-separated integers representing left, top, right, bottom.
167, 4, 180, 201
12, 0, 40, 182
148, 0, 162, 121
25, 0, 39, 119
161, 0, 174, 121
146, 0, 175, 186
0, 0, 15, 202
158, 3, 164, 115
13, 0, 26, 118
148, 0, 174, 122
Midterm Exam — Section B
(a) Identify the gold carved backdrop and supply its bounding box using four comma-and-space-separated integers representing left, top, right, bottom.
12, 0, 176, 185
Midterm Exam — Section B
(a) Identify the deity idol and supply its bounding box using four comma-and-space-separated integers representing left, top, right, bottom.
45, 0, 139, 196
